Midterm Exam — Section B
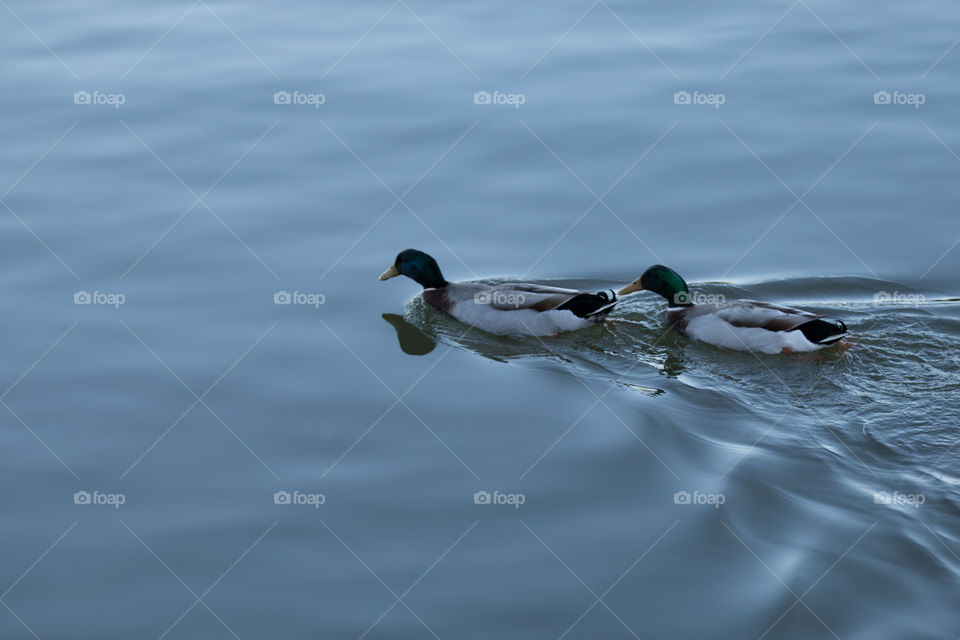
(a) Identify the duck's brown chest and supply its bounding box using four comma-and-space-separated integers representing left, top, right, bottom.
666, 308, 690, 335
422, 288, 450, 314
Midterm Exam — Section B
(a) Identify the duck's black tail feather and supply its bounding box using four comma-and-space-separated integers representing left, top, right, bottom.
797, 318, 848, 345
559, 290, 619, 319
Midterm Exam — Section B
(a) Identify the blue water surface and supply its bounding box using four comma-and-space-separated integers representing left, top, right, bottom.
2, 0, 959, 638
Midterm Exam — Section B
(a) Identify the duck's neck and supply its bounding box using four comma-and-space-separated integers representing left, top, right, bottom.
666, 291, 692, 308
413, 266, 447, 289
655, 281, 692, 308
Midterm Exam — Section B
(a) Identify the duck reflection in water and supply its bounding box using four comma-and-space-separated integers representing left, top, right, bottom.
382, 313, 436, 356
381, 311, 680, 392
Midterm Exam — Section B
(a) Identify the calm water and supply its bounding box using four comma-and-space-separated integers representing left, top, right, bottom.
2, 0, 959, 637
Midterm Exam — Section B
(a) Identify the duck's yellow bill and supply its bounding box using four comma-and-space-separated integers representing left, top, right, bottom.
379, 265, 400, 281
618, 282, 645, 295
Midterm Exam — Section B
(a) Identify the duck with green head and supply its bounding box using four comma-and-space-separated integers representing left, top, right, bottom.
618, 265, 848, 354
379, 249, 618, 336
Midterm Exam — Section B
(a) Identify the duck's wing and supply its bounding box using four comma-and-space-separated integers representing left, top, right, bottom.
713, 299, 848, 344
714, 299, 820, 332
451, 283, 618, 318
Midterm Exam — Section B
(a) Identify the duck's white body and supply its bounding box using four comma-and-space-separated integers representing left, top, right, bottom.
379, 250, 618, 337
667, 300, 848, 354
423, 282, 616, 336
682, 315, 825, 353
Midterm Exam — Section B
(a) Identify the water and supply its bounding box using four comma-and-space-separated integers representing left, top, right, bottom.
2, 0, 959, 637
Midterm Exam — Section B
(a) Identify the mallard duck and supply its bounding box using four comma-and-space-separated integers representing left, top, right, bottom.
379, 249, 618, 336
618, 265, 848, 354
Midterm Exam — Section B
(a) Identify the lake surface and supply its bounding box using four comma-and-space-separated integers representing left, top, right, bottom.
2, 0, 959, 637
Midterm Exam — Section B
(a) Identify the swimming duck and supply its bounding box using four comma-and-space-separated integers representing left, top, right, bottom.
379, 249, 618, 336
618, 265, 848, 354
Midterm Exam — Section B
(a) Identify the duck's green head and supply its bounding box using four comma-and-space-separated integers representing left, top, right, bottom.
618, 265, 691, 307
379, 249, 447, 289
